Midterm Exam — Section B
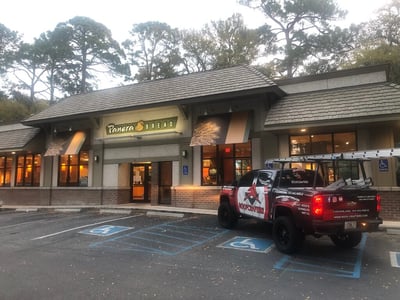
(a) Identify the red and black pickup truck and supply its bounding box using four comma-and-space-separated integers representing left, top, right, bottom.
218, 158, 383, 254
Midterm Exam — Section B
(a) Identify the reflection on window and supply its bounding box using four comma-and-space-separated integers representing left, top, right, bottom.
58, 151, 89, 187
201, 141, 251, 186
16, 154, 41, 186
0, 156, 12, 187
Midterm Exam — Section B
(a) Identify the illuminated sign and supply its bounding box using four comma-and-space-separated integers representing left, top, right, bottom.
106, 117, 178, 135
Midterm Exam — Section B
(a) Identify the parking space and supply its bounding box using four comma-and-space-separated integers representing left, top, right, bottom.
90, 217, 228, 255
274, 234, 367, 279
0, 210, 399, 299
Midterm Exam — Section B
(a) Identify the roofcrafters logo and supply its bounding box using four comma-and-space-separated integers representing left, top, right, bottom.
237, 178, 269, 219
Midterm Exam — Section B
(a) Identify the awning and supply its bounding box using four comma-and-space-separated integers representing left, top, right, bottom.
44, 131, 86, 156
190, 111, 250, 146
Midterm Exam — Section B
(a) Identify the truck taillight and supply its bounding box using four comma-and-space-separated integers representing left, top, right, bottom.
376, 194, 381, 213
312, 195, 324, 217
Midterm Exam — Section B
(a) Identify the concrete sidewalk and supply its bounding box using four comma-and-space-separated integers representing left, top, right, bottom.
1, 203, 399, 231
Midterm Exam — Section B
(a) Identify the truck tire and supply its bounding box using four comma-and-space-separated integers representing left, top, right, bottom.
273, 216, 304, 254
330, 232, 362, 249
218, 202, 238, 229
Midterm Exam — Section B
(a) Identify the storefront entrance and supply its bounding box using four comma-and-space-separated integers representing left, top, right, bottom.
131, 163, 152, 202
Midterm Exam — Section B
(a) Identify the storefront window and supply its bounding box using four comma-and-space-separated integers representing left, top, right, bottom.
15, 154, 41, 186
0, 156, 12, 187
290, 132, 357, 183
201, 141, 251, 186
290, 132, 356, 156
58, 151, 89, 186
290, 135, 310, 155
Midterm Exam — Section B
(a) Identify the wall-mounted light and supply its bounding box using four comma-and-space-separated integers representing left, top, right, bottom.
181, 150, 188, 158
68, 127, 72, 132
94, 155, 99, 162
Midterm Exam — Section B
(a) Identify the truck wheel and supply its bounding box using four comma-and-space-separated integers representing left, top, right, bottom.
273, 216, 304, 254
330, 232, 362, 249
218, 202, 238, 229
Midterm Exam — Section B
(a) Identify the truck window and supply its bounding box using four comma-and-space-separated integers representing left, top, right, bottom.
258, 171, 273, 186
279, 169, 323, 187
238, 171, 255, 186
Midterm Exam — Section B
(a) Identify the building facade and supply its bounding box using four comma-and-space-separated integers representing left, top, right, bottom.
1, 64, 399, 220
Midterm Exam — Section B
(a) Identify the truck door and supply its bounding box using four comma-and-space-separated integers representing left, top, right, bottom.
237, 171, 271, 220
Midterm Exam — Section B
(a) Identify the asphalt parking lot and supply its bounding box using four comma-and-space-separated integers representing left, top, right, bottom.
0, 210, 399, 299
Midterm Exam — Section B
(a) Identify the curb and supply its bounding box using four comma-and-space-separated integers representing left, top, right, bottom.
1, 205, 399, 231
0, 205, 217, 217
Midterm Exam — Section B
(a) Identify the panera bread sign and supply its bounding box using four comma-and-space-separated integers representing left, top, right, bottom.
106, 117, 178, 135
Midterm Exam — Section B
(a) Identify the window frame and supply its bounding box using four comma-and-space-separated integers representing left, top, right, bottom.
58, 151, 89, 187
15, 153, 41, 187
201, 141, 252, 186
0, 155, 13, 187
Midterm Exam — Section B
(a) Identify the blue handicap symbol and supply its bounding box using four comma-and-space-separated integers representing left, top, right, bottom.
80, 225, 132, 236
218, 236, 273, 253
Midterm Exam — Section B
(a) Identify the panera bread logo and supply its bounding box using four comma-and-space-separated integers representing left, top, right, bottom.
106, 117, 178, 135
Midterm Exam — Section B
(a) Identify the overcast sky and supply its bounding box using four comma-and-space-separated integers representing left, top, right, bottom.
0, 0, 391, 43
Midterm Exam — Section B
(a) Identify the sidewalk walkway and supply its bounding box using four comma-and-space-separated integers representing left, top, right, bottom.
1, 203, 399, 231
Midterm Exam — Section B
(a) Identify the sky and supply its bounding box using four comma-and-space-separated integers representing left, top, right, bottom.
0, 0, 392, 44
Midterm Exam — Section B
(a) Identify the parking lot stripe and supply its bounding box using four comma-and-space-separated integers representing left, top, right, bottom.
31, 214, 143, 240
389, 252, 400, 268
91, 221, 228, 255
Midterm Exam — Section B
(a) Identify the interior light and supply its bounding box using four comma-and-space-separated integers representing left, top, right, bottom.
300, 128, 307, 132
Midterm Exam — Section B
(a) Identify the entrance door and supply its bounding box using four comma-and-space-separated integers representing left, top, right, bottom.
131, 164, 151, 202
159, 161, 172, 205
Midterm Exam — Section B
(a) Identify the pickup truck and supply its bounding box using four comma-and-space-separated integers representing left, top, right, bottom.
218, 158, 383, 254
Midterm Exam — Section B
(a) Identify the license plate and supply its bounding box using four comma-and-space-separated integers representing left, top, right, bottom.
344, 221, 357, 230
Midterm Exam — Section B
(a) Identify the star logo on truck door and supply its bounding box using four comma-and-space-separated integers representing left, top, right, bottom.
244, 184, 261, 205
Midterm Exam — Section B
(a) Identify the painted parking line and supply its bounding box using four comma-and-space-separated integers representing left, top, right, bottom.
389, 251, 400, 268
217, 236, 274, 253
90, 221, 228, 255
31, 214, 142, 240
274, 233, 368, 279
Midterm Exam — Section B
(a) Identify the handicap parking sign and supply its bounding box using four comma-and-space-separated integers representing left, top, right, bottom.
379, 159, 389, 172
80, 225, 132, 236
218, 236, 273, 253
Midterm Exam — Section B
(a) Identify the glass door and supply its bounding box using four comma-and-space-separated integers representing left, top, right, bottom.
159, 161, 172, 205
131, 164, 152, 202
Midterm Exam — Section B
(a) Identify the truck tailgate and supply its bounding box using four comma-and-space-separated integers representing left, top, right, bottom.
323, 189, 379, 220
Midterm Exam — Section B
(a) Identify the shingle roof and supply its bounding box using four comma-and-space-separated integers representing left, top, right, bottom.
0, 124, 40, 151
264, 83, 400, 129
24, 65, 281, 125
